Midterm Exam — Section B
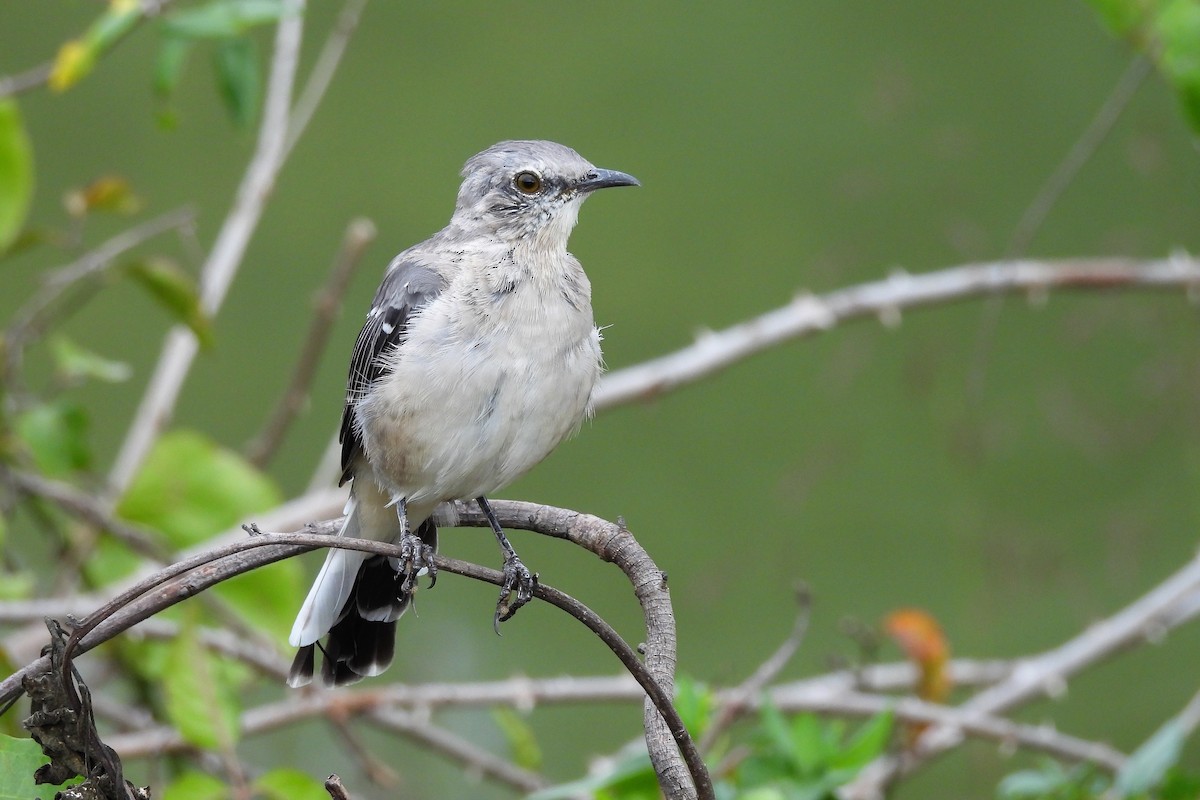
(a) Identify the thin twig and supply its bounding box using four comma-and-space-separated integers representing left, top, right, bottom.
283, 0, 368, 159
1006, 57, 1152, 257
839, 549, 1200, 799
0, 62, 52, 98
593, 256, 1200, 411
245, 217, 376, 467
698, 585, 811, 753
3, 206, 197, 390
107, 0, 307, 498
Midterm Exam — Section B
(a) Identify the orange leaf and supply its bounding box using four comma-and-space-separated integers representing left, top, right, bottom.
883, 607, 951, 703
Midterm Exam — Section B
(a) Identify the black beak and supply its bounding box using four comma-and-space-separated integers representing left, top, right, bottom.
577, 168, 640, 193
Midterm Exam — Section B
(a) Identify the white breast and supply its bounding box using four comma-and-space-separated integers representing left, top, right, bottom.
356, 267, 602, 507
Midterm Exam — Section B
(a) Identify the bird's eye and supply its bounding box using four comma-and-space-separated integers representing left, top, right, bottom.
513, 171, 542, 194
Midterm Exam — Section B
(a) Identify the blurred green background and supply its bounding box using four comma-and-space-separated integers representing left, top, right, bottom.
4, 1, 1200, 797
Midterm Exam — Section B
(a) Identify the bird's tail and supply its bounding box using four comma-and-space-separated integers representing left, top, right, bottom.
287, 492, 437, 687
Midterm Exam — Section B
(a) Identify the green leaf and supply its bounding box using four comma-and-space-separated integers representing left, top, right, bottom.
788, 713, 832, 775
122, 257, 212, 345
1085, 0, 1154, 35
49, 1, 142, 92
0, 733, 79, 799
154, 36, 192, 125
0, 99, 33, 254
829, 712, 893, 772
50, 335, 132, 385
528, 750, 656, 800
214, 36, 260, 128
158, 769, 228, 800
1115, 718, 1187, 795
15, 400, 90, 476
162, 616, 241, 750
1155, 0, 1200, 131
253, 769, 329, 800
118, 429, 281, 547
164, 0, 286, 39
492, 707, 542, 770
674, 675, 716, 738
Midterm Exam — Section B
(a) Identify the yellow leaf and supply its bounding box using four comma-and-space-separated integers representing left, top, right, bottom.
49, 40, 94, 92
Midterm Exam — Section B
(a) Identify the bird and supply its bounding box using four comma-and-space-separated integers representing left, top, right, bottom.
288, 140, 639, 687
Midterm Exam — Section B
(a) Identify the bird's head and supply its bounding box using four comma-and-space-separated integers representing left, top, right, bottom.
451, 140, 638, 248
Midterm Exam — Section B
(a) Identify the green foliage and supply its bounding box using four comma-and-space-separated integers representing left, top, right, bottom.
14, 398, 91, 477
1115, 718, 1187, 796
159, 612, 242, 751
48, 0, 143, 92
1086, 0, 1200, 130
252, 768, 333, 800
533, 688, 893, 800
998, 744, 1200, 799
492, 707, 543, 771
735, 704, 894, 799
113, 429, 300, 636
158, 769, 227, 800
0, 100, 33, 254
154, 0, 284, 127
50, 335, 132, 386
0, 733, 79, 799
213, 37, 261, 128
121, 257, 213, 346
117, 429, 280, 547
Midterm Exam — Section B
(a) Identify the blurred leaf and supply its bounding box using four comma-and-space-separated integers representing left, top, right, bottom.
828, 712, 893, 772
788, 713, 833, 775
528, 750, 655, 800
1115, 717, 1186, 795
63, 175, 142, 218
49, 0, 142, 92
122, 257, 212, 345
1085, 0, 1155, 35
163, 615, 241, 750
0, 571, 34, 601
50, 335, 132, 385
213, 36, 260, 127
1155, 0, 1200, 130
83, 531, 143, 585
0, 99, 33, 254
216, 562, 302, 644
154, 36, 192, 128
14, 399, 90, 476
492, 707, 542, 770
253, 769, 329, 800
117, 429, 281, 547
164, 0, 286, 39
158, 769, 227, 800
674, 675, 716, 737
0, 733, 79, 798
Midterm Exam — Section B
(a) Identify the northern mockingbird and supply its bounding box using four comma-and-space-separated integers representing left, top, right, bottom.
288, 140, 638, 686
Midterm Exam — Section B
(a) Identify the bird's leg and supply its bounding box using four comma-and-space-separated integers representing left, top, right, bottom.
395, 497, 436, 594
476, 496, 537, 631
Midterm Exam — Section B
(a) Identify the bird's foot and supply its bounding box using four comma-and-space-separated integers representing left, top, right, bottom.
493, 554, 537, 633
398, 528, 436, 595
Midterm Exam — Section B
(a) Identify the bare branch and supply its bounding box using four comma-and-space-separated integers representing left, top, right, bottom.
283, 0, 369, 159
107, 0, 307, 497
245, 218, 376, 467
324, 774, 353, 800
840, 548, 1200, 799
3, 207, 197, 391
699, 585, 811, 753
593, 256, 1200, 411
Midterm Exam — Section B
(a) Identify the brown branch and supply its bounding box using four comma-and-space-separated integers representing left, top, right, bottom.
0, 508, 712, 800
324, 774, 353, 800
245, 218, 376, 467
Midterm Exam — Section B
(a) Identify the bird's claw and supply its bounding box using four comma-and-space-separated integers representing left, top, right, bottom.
398, 529, 437, 595
493, 556, 537, 633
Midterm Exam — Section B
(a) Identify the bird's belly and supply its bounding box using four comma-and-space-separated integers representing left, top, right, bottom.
357, 319, 601, 505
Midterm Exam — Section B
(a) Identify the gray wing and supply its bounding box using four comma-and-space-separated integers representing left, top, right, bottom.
339, 260, 445, 485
